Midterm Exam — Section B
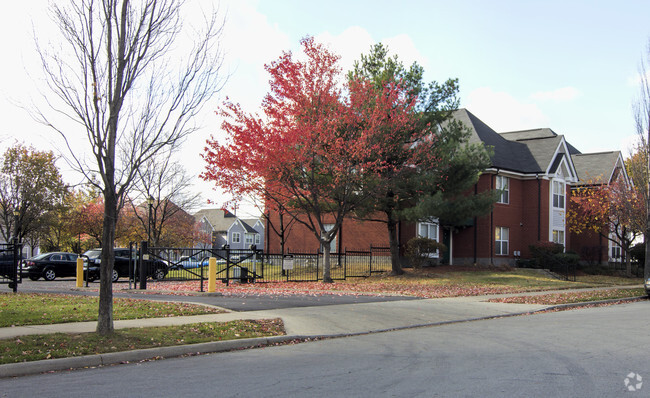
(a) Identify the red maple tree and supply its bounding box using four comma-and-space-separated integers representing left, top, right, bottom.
568, 179, 645, 275
202, 37, 418, 282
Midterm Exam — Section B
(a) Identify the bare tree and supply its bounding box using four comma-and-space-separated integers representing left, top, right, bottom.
635, 40, 650, 280
130, 150, 203, 247
36, 0, 226, 334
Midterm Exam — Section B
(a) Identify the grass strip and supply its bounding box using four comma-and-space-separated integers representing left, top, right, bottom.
0, 293, 225, 328
0, 319, 284, 364
488, 288, 646, 305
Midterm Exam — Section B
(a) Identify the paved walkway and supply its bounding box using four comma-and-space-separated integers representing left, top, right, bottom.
0, 286, 645, 378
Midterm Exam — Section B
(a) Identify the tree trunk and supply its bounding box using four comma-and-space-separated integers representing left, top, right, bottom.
97, 191, 117, 335
322, 243, 333, 283
646, 210, 650, 279
625, 248, 633, 277
387, 217, 404, 275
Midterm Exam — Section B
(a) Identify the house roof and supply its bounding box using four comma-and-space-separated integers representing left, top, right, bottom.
453, 109, 579, 181
501, 128, 582, 155
242, 218, 263, 231
571, 151, 625, 185
453, 109, 541, 173
192, 208, 238, 232
193, 209, 262, 234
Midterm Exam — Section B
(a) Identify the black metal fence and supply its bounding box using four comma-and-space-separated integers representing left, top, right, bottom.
0, 243, 23, 292
144, 245, 392, 289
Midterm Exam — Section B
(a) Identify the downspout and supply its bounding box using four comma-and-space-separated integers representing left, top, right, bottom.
491, 171, 497, 265
265, 211, 270, 253
449, 229, 454, 265
537, 174, 541, 241
473, 183, 478, 264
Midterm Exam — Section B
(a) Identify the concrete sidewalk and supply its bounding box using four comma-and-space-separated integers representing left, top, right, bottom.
0, 288, 644, 378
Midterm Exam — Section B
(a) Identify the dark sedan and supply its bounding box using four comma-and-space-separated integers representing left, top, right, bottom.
83, 248, 168, 282
20, 252, 80, 281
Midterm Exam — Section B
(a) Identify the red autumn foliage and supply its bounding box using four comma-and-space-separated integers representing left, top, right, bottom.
202, 37, 423, 282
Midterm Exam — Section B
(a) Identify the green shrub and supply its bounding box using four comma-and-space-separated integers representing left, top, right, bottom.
405, 237, 447, 269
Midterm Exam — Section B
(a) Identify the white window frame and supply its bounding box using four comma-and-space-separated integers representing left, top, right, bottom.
418, 222, 439, 241
609, 235, 622, 262
255, 234, 261, 245
496, 175, 509, 204
232, 232, 241, 244
552, 180, 565, 209
495, 227, 509, 256
552, 230, 565, 246
244, 233, 254, 245
322, 224, 337, 253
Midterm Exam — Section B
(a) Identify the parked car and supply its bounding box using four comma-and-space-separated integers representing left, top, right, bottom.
0, 250, 20, 281
20, 252, 80, 281
83, 248, 168, 282
176, 255, 212, 269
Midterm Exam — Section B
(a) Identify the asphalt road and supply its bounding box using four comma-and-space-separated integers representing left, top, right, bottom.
2, 278, 420, 311
1, 301, 647, 397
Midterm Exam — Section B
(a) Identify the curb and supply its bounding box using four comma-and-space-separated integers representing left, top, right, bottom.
0, 335, 305, 378
1, 295, 646, 378
538, 295, 647, 312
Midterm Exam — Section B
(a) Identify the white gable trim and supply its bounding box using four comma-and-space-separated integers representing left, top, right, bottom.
545, 138, 578, 183
608, 153, 631, 186
200, 216, 215, 231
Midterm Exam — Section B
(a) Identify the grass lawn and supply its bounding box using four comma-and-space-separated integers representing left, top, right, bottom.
488, 288, 647, 305
147, 267, 643, 298
0, 319, 284, 364
0, 293, 226, 328
1, 267, 642, 366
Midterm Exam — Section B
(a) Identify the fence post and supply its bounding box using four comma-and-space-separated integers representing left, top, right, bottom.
11, 240, 19, 293
224, 244, 230, 287
139, 241, 148, 290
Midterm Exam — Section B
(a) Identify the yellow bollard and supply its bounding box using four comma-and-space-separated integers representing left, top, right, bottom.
76, 257, 83, 288
208, 257, 217, 293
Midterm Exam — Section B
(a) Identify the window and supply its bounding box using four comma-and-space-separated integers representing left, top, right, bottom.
610, 238, 622, 262
245, 233, 254, 245
255, 234, 261, 245
552, 230, 565, 246
322, 224, 337, 253
496, 176, 509, 204
495, 227, 509, 255
552, 181, 565, 209
418, 222, 438, 241
232, 232, 241, 243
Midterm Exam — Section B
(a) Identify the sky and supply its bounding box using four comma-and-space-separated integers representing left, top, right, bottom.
1, 0, 649, 217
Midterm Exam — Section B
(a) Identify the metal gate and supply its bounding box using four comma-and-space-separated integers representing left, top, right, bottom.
0, 243, 22, 292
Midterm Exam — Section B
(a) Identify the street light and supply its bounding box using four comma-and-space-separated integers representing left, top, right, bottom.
147, 196, 154, 245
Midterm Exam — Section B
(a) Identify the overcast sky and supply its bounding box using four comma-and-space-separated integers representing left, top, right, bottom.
1, 0, 649, 217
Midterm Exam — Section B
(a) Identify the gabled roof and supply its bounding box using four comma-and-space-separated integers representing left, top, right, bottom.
192, 208, 237, 232
453, 109, 541, 173
501, 128, 581, 155
454, 109, 578, 180
242, 218, 264, 230
572, 151, 627, 185
235, 219, 259, 234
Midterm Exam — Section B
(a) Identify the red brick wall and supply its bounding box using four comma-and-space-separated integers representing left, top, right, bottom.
265, 212, 390, 253
453, 173, 554, 265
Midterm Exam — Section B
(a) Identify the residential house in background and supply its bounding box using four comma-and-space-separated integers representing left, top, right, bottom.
193, 208, 264, 250
266, 109, 625, 267
569, 151, 630, 264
